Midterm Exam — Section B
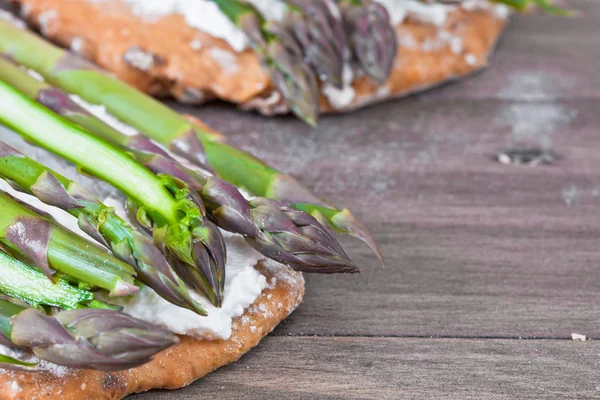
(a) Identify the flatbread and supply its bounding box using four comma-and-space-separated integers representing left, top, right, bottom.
0, 262, 305, 400
9, 0, 507, 114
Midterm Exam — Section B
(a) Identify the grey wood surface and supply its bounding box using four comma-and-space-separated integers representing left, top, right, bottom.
155, 3, 598, 398
130, 337, 599, 400
0, 1, 598, 398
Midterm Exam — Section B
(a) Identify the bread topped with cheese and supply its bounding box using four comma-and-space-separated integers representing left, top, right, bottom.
9, 0, 508, 115
0, 159, 305, 400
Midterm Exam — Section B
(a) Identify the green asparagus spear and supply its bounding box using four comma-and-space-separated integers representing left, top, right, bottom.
492, 0, 572, 14
0, 190, 137, 296
0, 250, 95, 309
0, 20, 383, 265
339, 0, 397, 84
0, 353, 39, 371
283, 0, 348, 88
0, 298, 177, 371
419, 0, 572, 15
0, 80, 226, 307
0, 140, 206, 315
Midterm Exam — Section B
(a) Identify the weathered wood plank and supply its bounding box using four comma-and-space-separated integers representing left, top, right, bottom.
430, 0, 600, 101
180, 98, 600, 339
0, 3, 598, 399
130, 336, 600, 399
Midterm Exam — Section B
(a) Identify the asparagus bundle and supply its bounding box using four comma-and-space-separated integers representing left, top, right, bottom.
210, 0, 320, 125
0, 140, 206, 315
105, 146, 358, 273
0, 20, 383, 265
0, 204, 177, 372
339, 0, 397, 84
283, 0, 348, 88
0, 81, 227, 307
0, 298, 177, 372
0, 60, 358, 273
0, 190, 138, 297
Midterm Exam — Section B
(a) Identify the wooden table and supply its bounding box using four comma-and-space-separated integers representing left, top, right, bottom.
2, 1, 598, 398
142, 3, 599, 398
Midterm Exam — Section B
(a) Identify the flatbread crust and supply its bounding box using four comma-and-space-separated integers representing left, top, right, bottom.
10, 0, 507, 114
0, 262, 305, 400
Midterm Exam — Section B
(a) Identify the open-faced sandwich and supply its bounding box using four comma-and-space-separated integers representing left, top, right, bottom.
4, 0, 571, 125
0, 15, 383, 399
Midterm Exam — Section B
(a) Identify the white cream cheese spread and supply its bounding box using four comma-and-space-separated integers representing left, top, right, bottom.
102, 220, 268, 340
322, 64, 356, 110
92, 0, 250, 51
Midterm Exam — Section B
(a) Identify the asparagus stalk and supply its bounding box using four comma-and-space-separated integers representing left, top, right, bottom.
0, 190, 138, 296
0, 250, 96, 309
0, 20, 383, 264
0, 298, 177, 371
0, 353, 39, 372
0, 140, 207, 315
283, 0, 348, 88
0, 81, 226, 307
492, 0, 572, 14
0, 61, 357, 273
339, 0, 397, 84
210, 0, 319, 125
420, 0, 572, 14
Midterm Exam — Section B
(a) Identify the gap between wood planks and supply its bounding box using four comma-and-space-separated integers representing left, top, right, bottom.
270, 333, 593, 341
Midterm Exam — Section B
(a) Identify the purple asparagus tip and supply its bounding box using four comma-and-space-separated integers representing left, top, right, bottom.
203, 177, 360, 273
10, 308, 178, 372
284, 0, 348, 88
264, 21, 320, 126
343, 0, 397, 85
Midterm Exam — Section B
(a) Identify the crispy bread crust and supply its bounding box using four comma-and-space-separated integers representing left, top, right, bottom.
0, 262, 305, 400
11, 0, 507, 114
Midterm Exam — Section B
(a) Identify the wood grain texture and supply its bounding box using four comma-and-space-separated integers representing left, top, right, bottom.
0, 1, 597, 398
429, 0, 600, 100
171, 98, 600, 339
131, 336, 600, 400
